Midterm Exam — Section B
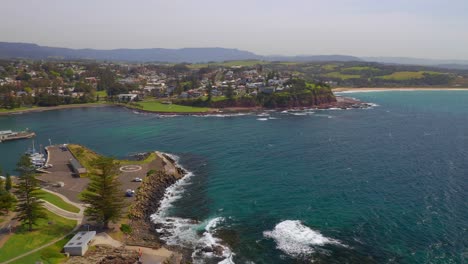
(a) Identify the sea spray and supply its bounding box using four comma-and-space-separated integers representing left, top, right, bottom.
263, 220, 345, 258
150, 153, 235, 263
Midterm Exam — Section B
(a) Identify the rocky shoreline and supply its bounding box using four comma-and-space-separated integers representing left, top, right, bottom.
125, 96, 372, 116
126, 152, 191, 261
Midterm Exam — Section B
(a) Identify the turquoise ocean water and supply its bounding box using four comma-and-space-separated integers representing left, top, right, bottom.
0, 91, 466, 263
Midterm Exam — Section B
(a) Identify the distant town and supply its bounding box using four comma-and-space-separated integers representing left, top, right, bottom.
0, 59, 466, 113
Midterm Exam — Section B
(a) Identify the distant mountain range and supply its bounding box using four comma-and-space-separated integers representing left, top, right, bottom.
0, 42, 467, 69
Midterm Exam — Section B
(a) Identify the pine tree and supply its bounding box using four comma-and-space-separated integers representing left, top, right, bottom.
5, 173, 12, 192
14, 155, 46, 231
80, 157, 126, 229
0, 187, 16, 215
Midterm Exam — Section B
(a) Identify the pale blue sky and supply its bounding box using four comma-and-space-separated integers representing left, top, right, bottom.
1, 0, 467, 59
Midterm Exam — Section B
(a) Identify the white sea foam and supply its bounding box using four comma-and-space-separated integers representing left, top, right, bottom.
192, 217, 235, 264
263, 220, 345, 257
257, 118, 268, 121
194, 113, 252, 118
150, 153, 234, 263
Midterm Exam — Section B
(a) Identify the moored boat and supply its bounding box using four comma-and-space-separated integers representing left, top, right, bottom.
0, 129, 35, 143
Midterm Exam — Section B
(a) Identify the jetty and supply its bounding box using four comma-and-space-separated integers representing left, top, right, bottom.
0, 129, 35, 143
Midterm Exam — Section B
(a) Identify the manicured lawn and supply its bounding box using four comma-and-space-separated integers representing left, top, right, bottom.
37, 190, 80, 213
9, 235, 73, 264
0, 210, 76, 262
136, 100, 211, 113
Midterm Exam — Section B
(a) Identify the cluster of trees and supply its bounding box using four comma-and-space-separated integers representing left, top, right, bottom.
176, 78, 336, 108
0, 167, 14, 215
1, 158, 48, 232
2, 153, 127, 232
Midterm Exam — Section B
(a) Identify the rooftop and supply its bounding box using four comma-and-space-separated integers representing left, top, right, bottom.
64, 231, 96, 248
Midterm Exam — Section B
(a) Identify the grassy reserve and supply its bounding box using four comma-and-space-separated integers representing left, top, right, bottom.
37, 190, 80, 213
68, 144, 158, 173
325, 71, 361, 80
0, 210, 76, 263
9, 235, 74, 264
377, 71, 442, 80
133, 100, 212, 113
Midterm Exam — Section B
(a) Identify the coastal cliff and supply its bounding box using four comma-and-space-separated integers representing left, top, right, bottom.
127, 153, 185, 248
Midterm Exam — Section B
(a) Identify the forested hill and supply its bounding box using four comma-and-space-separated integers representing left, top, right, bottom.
0, 42, 361, 63
0, 42, 261, 63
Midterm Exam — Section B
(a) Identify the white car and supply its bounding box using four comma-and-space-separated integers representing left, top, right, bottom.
133, 177, 143, 182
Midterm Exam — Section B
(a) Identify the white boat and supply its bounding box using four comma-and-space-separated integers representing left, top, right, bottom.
26, 140, 47, 168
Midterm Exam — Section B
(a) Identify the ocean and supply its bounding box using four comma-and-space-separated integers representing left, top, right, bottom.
0, 91, 467, 263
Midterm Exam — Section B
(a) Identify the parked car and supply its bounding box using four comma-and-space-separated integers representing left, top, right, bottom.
132, 177, 143, 182
125, 189, 135, 197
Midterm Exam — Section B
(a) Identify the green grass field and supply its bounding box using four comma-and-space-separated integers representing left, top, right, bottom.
9, 235, 73, 264
325, 71, 361, 80
37, 190, 80, 213
377, 71, 441, 80
69, 144, 158, 170
67, 144, 101, 175
0, 210, 76, 262
135, 100, 211, 113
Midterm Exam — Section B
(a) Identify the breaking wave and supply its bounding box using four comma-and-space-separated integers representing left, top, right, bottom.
263, 220, 345, 257
150, 153, 234, 264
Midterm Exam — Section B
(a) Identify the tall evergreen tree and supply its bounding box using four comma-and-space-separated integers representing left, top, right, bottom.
225, 84, 234, 100
0, 182, 16, 215
80, 157, 125, 228
206, 82, 213, 104
5, 173, 12, 192
14, 155, 46, 231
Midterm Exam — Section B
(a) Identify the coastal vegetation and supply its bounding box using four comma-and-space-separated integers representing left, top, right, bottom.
68, 144, 157, 172
14, 155, 47, 231
37, 190, 80, 213
175, 78, 336, 109
80, 157, 126, 228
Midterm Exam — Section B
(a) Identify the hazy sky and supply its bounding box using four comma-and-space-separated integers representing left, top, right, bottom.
1, 0, 467, 59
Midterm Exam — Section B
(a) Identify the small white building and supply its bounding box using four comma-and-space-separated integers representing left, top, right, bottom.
117, 94, 138, 102
63, 231, 96, 256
